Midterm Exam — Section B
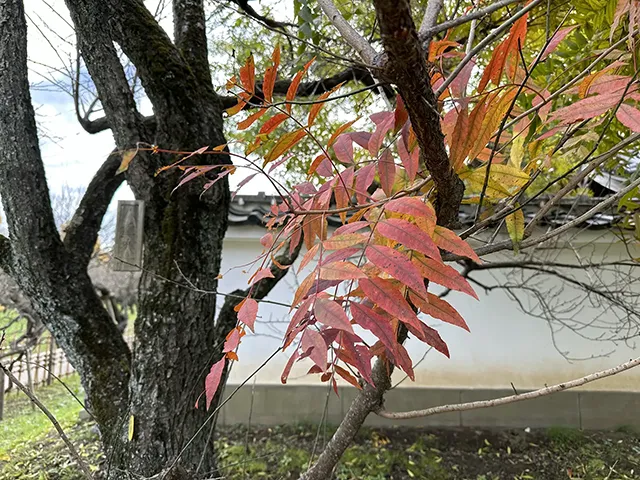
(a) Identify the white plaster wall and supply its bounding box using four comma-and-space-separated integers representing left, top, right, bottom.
218, 225, 640, 392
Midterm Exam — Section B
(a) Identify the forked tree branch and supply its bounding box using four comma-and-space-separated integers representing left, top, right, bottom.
0, 362, 94, 480
317, 0, 378, 64
420, 0, 523, 41
418, 0, 444, 38
63, 151, 125, 267
376, 356, 640, 419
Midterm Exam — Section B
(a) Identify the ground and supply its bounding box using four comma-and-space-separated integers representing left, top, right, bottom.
0, 377, 639, 479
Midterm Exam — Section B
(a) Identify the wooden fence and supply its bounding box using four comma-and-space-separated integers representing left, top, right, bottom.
0, 335, 133, 421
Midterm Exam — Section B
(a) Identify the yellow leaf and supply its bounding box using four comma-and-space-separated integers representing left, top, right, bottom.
509, 134, 525, 169
128, 415, 135, 441
505, 206, 524, 254
117, 149, 138, 174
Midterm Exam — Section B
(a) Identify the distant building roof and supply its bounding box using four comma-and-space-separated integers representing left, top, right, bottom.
229, 192, 637, 231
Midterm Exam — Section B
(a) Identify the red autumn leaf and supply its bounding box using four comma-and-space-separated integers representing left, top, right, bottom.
355, 163, 376, 203
260, 112, 288, 135
334, 167, 355, 218
449, 59, 475, 99
205, 358, 226, 410
281, 349, 300, 384
365, 245, 427, 297
385, 196, 436, 222
334, 365, 361, 388
262, 45, 280, 102
395, 343, 414, 380
350, 302, 397, 360
394, 95, 409, 132
250, 267, 275, 285
432, 226, 481, 263
378, 149, 396, 196
397, 136, 419, 181
240, 54, 256, 95
333, 134, 354, 164
224, 327, 243, 353
368, 113, 394, 156
405, 320, 450, 357
301, 328, 327, 370
334, 221, 369, 235
412, 254, 478, 299
286, 57, 315, 112
320, 261, 366, 280
314, 298, 354, 333
320, 246, 361, 266
358, 277, 423, 333
540, 25, 579, 60
237, 298, 259, 332
410, 292, 470, 331
351, 131, 372, 149
377, 218, 442, 261
549, 90, 630, 125
616, 103, 640, 132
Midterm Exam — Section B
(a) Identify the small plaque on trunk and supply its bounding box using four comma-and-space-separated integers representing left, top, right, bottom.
112, 200, 145, 271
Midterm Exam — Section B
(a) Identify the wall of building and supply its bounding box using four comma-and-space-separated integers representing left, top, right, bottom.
215, 225, 640, 428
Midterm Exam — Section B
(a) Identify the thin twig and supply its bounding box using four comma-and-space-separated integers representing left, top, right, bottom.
376, 355, 640, 419
0, 362, 94, 479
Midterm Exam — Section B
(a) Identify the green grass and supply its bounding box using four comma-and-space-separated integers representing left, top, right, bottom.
0, 374, 104, 480
1, 379, 640, 479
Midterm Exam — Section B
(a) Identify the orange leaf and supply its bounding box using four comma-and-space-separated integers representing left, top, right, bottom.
292, 270, 316, 308
468, 89, 517, 162
410, 292, 469, 331
478, 13, 528, 92
286, 57, 315, 112
264, 129, 307, 165
334, 365, 361, 388
327, 118, 359, 147
237, 109, 267, 131
320, 261, 366, 280
308, 82, 344, 127
433, 226, 480, 262
260, 113, 289, 135
412, 254, 478, 299
240, 54, 256, 95
262, 45, 281, 102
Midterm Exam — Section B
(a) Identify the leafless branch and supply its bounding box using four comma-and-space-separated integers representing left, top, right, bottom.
376, 355, 640, 419
418, 0, 444, 38
317, 0, 378, 64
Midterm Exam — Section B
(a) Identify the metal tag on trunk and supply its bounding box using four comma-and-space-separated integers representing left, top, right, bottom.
112, 200, 145, 271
